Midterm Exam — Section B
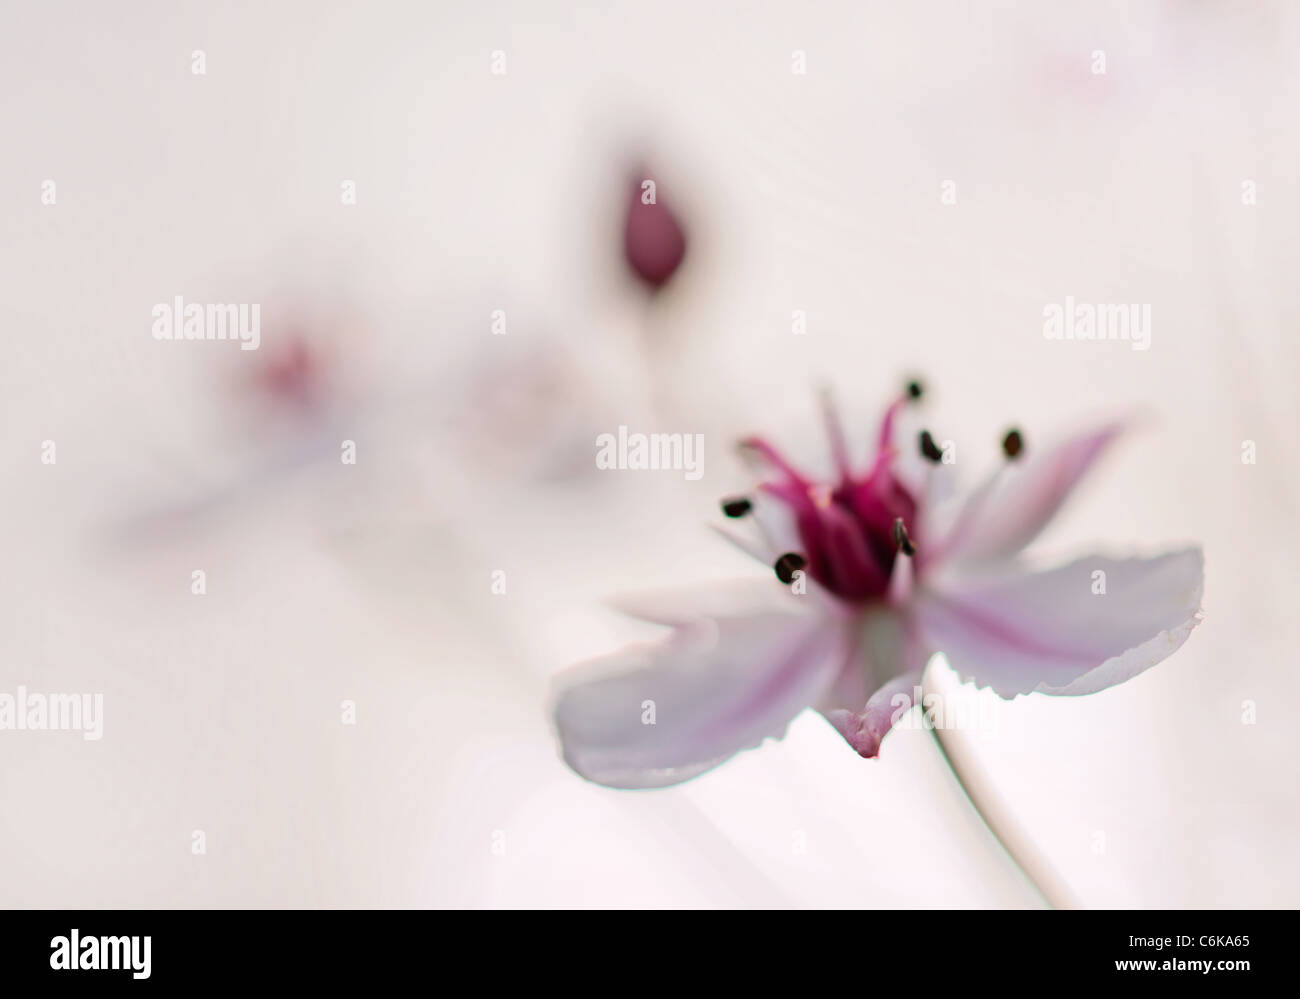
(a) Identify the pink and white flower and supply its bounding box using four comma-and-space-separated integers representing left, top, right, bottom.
552, 383, 1204, 789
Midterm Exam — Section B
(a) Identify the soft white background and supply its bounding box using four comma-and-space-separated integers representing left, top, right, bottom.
1, 0, 1297, 907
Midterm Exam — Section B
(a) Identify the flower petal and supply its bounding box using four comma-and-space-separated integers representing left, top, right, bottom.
913, 548, 1204, 697
934, 423, 1123, 566
553, 590, 848, 788
817, 607, 933, 758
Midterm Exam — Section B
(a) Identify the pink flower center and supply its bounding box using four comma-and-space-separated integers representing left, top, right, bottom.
734, 391, 925, 604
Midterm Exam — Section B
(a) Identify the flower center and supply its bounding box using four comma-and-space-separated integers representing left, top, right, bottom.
731, 387, 925, 604
726, 382, 1031, 606
784, 473, 918, 602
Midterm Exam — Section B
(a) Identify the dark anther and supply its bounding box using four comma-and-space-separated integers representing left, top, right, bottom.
892, 517, 917, 556
721, 497, 752, 518
1001, 428, 1024, 460
918, 430, 943, 463
906, 379, 924, 400
773, 552, 807, 584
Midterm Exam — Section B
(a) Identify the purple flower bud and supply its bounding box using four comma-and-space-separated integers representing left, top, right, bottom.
623, 173, 687, 291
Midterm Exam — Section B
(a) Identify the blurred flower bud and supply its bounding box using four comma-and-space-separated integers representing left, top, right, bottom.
623, 171, 687, 291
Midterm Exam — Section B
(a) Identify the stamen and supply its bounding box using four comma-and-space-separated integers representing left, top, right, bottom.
720, 497, 752, 518
918, 429, 943, 463
876, 378, 925, 453
1001, 428, 1024, 460
747, 487, 787, 554
892, 517, 917, 556
773, 552, 807, 584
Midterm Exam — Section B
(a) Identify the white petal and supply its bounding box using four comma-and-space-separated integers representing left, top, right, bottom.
817, 607, 933, 758
933, 423, 1123, 567
913, 549, 1204, 697
553, 589, 849, 788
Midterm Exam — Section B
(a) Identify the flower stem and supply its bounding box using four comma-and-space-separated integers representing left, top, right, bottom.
921, 675, 1077, 909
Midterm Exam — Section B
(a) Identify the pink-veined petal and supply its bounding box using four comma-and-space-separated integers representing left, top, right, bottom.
935, 423, 1124, 567
817, 607, 933, 758
913, 548, 1204, 698
553, 590, 849, 788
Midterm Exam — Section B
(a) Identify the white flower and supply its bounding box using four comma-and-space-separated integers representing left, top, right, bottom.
553, 383, 1204, 788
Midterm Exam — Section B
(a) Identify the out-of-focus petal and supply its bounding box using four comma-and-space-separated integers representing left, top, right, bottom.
553, 590, 848, 788
817, 607, 933, 758
933, 423, 1124, 567
913, 549, 1204, 698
